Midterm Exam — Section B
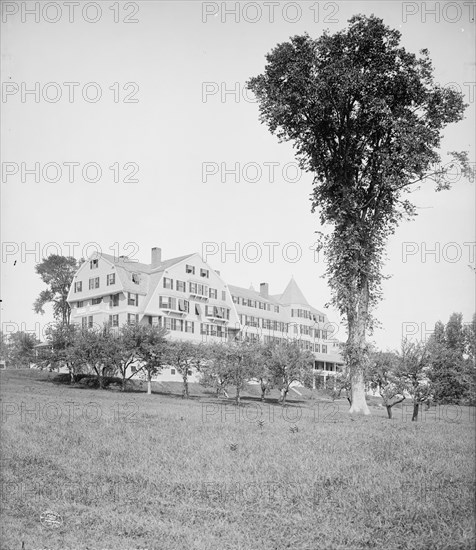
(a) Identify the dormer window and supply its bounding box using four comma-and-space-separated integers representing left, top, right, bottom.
200, 268, 209, 278
186, 264, 195, 274
132, 273, 140, 284
90, 259, 98, 269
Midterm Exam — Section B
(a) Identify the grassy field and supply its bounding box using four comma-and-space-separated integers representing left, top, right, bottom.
1, 369, 474, 550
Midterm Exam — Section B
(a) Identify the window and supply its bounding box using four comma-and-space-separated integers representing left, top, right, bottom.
274, 306, 279, 313
132, 273, 140, 284
176, 280, 186, 292
107, 273, 115, 286
322, 345, 328, 354
88, 316, 93, 328
195, 304, 201, 315
90, 259, 98, 269
74, 281, 82, 293
315, 344, 320, 353
222, 290, 226, 301
128, 293, 138, 306
170, 368, 176, 375
185, 321, 194, 333
189, 282, 208, 296
109, 314, 119, 327
232, 295, 239, 304
159, 296, 176, 310
77, 301, 84, 308
110, 294, 120, 307
200, 268, 209, 278
186, 264, 195, 274
178, 299, 189, 313
81, 317, 88, 328
89, 277, 99, 290
322, 330, 328, 340
163, 277, 173, 289
92, 297, 102, 305
319, 315, 325, 323
209, 288, 218, 299
127, 313, 138, 325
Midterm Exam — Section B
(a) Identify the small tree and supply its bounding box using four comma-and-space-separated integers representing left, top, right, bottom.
44, 323, 84, 383
132, 324, 169, 395
368, 351, 406, 419
200, 341, 233, 397
167, 340, 204, 398
33, 255, 80, 325
6, 331, 39, 368
265, 340, 314, 405
78, 327, 113, 389
396, 340, 432, 421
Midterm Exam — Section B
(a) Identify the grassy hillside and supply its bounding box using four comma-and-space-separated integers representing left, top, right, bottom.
1, 369, 474, 550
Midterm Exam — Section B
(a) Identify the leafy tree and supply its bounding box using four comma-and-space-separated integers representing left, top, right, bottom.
5, 331, 40, 368
34, 255, 80, 325
265, 340, 314, 405
77, 327, 114, 389
106, 323, 161, 392
44, 323, 84, 383
427, 313, 475, 404
396, 339, 432, 421
368, 350, 406, 419
200, 341, 233, 397
167, 340, 205, 398
248, 15, 470, 414
131, 324, 169, 395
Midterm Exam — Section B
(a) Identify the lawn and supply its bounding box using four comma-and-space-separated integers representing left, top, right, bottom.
1, 369, 474, 550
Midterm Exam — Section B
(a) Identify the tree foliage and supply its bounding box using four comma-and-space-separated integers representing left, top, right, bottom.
33, 255, 80, 324
247, 14, 470, 414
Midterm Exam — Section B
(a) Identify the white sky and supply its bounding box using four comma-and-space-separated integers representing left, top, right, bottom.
1, 0, 475, 351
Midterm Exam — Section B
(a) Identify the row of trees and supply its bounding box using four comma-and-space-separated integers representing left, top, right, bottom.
364, 313, 475, 420
34, 322, 315, 405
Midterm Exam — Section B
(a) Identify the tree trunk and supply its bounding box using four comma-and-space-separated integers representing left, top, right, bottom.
260, 380, 266, 401
69, 369, 75, 384
349, 370, 369, 415
183, 374, 189, 398
121, 372, 126, 392
386, 405, 392, 419
147, 370, 152, 395
281, 388, 288, 406
347, 281, 371, 416
412, 403, 419, 421
98, 368, 104, 389
235, 384, 240, 405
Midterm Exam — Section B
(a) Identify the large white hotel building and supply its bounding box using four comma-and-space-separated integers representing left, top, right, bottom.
67, 247, 344, 383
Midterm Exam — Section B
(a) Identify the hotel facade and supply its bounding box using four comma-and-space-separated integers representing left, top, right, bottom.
66, 247, 344, 384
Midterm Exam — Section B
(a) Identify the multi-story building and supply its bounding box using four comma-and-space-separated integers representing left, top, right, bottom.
66, 247, 344, 384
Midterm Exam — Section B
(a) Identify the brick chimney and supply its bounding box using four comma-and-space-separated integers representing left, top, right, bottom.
260, 282, 269, 298
151, 247, 162, 267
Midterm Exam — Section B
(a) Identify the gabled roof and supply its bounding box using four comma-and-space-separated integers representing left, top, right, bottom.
228, 284, 280, 305
278, 277, 310, 306
150, 253, 195, 274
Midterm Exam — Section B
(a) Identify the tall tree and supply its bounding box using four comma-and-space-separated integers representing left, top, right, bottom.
248, 15, 470, 414
427, 313, 474, 404
33, 255, 80, 325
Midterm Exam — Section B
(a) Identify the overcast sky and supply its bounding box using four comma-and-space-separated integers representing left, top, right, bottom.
1, 0, 474, 350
